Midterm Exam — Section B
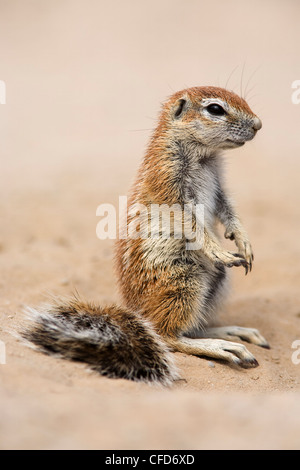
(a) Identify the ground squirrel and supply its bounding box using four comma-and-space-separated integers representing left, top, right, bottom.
23, 86, 269, 385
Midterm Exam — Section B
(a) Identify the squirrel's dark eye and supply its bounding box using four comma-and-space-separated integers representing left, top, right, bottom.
206, 104, 226, 116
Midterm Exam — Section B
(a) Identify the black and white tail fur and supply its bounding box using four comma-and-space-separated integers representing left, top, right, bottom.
22, 298, 178, 385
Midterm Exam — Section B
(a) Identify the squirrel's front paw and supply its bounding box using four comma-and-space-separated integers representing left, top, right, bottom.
225, 230, 253, 274
238, 240, 254, 273
211, 250, 249, 272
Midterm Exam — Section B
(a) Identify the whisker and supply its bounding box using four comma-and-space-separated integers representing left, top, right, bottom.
244, 64, 262, 100
224, 64, 240, 90
245, 93, 260, 105
244, 84, 257, 99
240, 61, 246, 98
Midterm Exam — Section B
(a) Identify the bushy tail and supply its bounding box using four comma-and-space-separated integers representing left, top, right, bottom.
22, 297, 178, 385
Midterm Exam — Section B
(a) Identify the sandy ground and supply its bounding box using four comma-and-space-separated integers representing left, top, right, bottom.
0, 0, 300, 450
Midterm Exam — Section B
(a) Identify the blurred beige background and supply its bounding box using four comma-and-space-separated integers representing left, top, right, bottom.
0, 0, 300, 450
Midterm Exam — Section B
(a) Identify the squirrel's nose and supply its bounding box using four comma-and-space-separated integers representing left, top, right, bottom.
252, 117, 262, 131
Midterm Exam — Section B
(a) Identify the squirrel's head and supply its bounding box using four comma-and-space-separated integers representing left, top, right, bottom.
163, 86, 262, 152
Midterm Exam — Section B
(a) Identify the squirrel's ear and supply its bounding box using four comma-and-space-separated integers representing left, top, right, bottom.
172, 96, 190, 119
